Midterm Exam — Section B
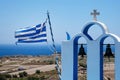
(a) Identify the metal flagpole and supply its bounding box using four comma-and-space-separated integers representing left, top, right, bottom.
47, 11, 61, 80
47, 11, 58, 64
47, 11, 57, 53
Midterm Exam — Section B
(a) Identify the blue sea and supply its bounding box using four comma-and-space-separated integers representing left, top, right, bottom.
0, 44, 61, 56
0, 44, 115, 56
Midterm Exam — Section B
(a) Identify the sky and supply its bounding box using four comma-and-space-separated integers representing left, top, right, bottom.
0, 0, 120, 45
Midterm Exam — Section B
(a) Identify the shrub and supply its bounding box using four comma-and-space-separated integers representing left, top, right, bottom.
27, 76, 39, 80
40, 75, 45, 80
48, 60, 54, 64
23, 71, 27, 77
4, 74, 12, 78
36, 70, 41, 74
19, 72, 24, 78
12, 74, 18, 78
19, 71, 28, 77
0, 64, 2, 67
0, 74, 6, 80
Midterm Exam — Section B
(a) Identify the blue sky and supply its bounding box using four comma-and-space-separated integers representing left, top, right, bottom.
0, 0, 120, 44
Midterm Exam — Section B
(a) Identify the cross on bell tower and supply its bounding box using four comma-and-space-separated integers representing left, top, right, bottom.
91, 9, 100, 21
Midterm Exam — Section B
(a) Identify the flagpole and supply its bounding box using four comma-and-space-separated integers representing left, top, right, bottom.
47, 11, 57, 53
47, 11, 61, 80
47, 11, 58, 64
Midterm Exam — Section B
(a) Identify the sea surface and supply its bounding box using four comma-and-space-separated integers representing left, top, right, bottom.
0, 44, 61, 56
0, 44, 115, 56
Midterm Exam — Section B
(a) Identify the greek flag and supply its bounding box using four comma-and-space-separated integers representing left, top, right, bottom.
15, 23, 47, 43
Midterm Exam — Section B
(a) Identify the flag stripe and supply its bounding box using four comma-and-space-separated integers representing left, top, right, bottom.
18, 37, 47, 41
15, 27, 36, 33
15, 24, 46, 38
15, 26, 46, 38
18, 39, 47, 43
15, 22, 47, 43
15, 30, 36, 37
16, 24, 41, 32
15, 32, 38, 38
16, 27, 34, 32
30, 32, 47, 39
19, 33, 47, 40
18, 32, 47, 40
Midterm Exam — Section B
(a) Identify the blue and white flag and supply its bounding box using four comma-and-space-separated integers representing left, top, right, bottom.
15, 23, 47, 43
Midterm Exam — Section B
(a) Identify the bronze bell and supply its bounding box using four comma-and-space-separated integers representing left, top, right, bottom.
78, 44, 86, 58
104, 44, 114, 59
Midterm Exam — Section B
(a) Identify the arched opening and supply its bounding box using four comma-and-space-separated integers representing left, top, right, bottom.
82, 21, 109, 41
88, 24, 103, 40
100, 36, 115, 80
77, 37, 87, 80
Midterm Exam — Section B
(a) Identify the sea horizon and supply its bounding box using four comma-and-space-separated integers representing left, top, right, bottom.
0, 44, 115, 57
0, 44, 61, 56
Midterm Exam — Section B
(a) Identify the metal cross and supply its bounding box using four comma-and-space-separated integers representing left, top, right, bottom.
91, 9, 100, 21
